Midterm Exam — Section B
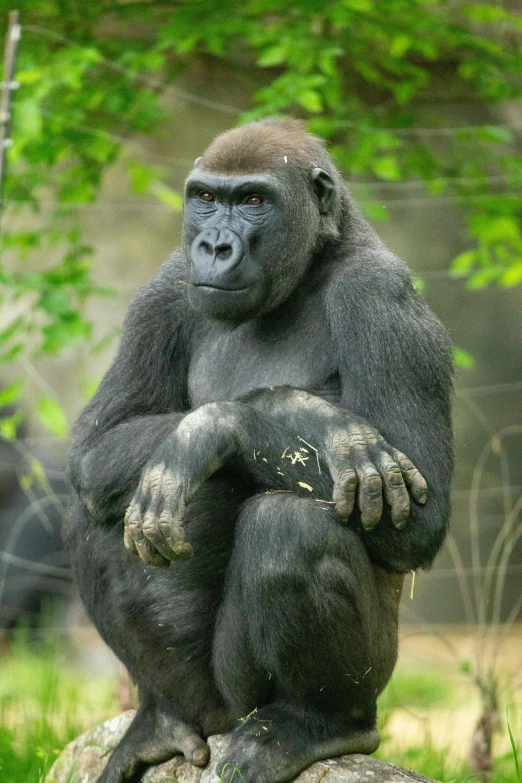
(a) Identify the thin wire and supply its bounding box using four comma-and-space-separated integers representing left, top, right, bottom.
420, 562, 522, 579
457, 380, 522, 398
352, 174, 522, 191
0, 551, 71, 579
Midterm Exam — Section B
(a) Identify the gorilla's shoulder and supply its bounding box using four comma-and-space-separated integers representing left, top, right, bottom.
329, 242, 417, 307
122, 250, 191, 330
128, 250, 188, 306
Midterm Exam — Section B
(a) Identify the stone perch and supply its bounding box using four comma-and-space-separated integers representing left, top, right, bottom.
46, 712, 438, 783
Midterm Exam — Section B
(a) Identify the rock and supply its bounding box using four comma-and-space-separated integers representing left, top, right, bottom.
46, 711, 437, 783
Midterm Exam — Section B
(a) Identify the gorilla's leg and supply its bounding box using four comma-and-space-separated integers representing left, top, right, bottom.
66, 474, 250, 783
214, 493, 403, 783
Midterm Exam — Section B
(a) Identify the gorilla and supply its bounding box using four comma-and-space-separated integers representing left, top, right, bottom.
66, 118, 453, 783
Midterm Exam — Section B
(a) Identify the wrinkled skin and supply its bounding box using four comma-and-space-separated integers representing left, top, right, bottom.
66, 118, 453, 783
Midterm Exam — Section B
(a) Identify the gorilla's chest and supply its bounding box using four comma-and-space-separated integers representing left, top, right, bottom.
187, 314, 338, 408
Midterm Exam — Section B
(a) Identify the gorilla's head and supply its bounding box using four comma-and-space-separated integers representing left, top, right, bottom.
183, 118, 345, 322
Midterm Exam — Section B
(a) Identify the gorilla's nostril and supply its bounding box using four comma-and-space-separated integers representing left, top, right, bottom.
199, 241, 214, 256
215, 243, 233, 260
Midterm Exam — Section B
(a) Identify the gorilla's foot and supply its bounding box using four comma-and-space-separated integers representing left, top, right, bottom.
219, 703, 380, 783
98, 703, 209, 783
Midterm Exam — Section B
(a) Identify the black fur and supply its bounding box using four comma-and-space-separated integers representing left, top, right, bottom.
66, 118, 453, 783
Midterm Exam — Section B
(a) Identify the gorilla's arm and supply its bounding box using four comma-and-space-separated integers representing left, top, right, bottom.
329, 256, 454, 571
67, 264, 193, 547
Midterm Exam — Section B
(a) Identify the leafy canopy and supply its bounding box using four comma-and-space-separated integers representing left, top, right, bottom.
1, 0, 522, 431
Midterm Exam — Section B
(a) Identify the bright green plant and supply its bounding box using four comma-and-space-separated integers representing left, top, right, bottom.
0, 0, 521, 433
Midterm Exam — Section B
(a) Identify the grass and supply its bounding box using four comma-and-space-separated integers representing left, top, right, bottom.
0, 629, 520, 783
0, 629, 117, 783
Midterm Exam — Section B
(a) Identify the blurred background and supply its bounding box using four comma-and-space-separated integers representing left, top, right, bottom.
0, 1, 520, 782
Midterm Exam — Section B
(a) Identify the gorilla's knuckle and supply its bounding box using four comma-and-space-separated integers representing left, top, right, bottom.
385, 465, 403, 484
363, 471, 382, 489
338, 469, 357, 490
331, 430, 350, 455
142, 519, 158, 537
127, 518, 142, 535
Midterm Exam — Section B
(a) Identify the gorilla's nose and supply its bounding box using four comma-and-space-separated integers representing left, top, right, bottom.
192, 228, 243, 268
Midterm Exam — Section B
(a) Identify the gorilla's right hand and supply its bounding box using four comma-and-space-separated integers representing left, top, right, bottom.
123, 402, 239, 567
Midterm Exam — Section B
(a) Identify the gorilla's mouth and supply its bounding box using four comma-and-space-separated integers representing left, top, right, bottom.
193, 283, 249, 293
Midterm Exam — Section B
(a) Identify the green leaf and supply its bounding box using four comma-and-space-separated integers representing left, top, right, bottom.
150, 182, 183, 211
298, 90, 323, 113
128, 163, 156, 196
37, 396, 68, 437
344, 0, 373, 10
463, 4, 509, 23
451, 250, 477, 277
454, 347, 475, 369
371, 156, 401, 181
500, 263, 522, 287
258, 46, 288, 67
15, 99, 42, 138
0, 379, 23, 408
467, 268, 501, 288
41, 313, 92, 354
16, 69, 42, 85
83, 378, 100, 400
0, 411, 24, 440
477, 125, 514, 143
412, 276, 425, 293
389, 36, 411, 58
37, 289, 71, 316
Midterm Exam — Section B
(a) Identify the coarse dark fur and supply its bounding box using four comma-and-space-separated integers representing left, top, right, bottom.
65, 118, 453, 783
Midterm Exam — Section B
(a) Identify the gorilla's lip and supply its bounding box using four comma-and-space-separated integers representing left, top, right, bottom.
192, 283, 249, 293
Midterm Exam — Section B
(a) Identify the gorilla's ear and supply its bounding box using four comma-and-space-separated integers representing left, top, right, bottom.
311, 168, 336, 215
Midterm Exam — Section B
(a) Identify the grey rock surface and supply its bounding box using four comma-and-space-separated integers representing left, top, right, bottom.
46, 711, 437, 783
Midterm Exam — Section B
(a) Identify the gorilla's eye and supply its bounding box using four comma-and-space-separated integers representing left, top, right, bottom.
199, 192, 215, 202
245, 195, 263, 206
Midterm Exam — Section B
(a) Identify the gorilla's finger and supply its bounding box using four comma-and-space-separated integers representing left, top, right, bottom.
123, 525, 139, 557
142, 509, 177, 561
391, 449, 428, 504
158, 513, 194, 560
123, 505, 140, 556
356, 463, 383, 531
332, 468, 357, 521
127, 514, 169, 568
376, 452, 410, 528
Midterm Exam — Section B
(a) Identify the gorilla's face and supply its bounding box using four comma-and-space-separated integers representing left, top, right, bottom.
183, 167, 335, 323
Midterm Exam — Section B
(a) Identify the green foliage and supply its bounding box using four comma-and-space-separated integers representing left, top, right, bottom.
1, 0, 521, 428
0, 628, 118, 783
36, 396, 67, 436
